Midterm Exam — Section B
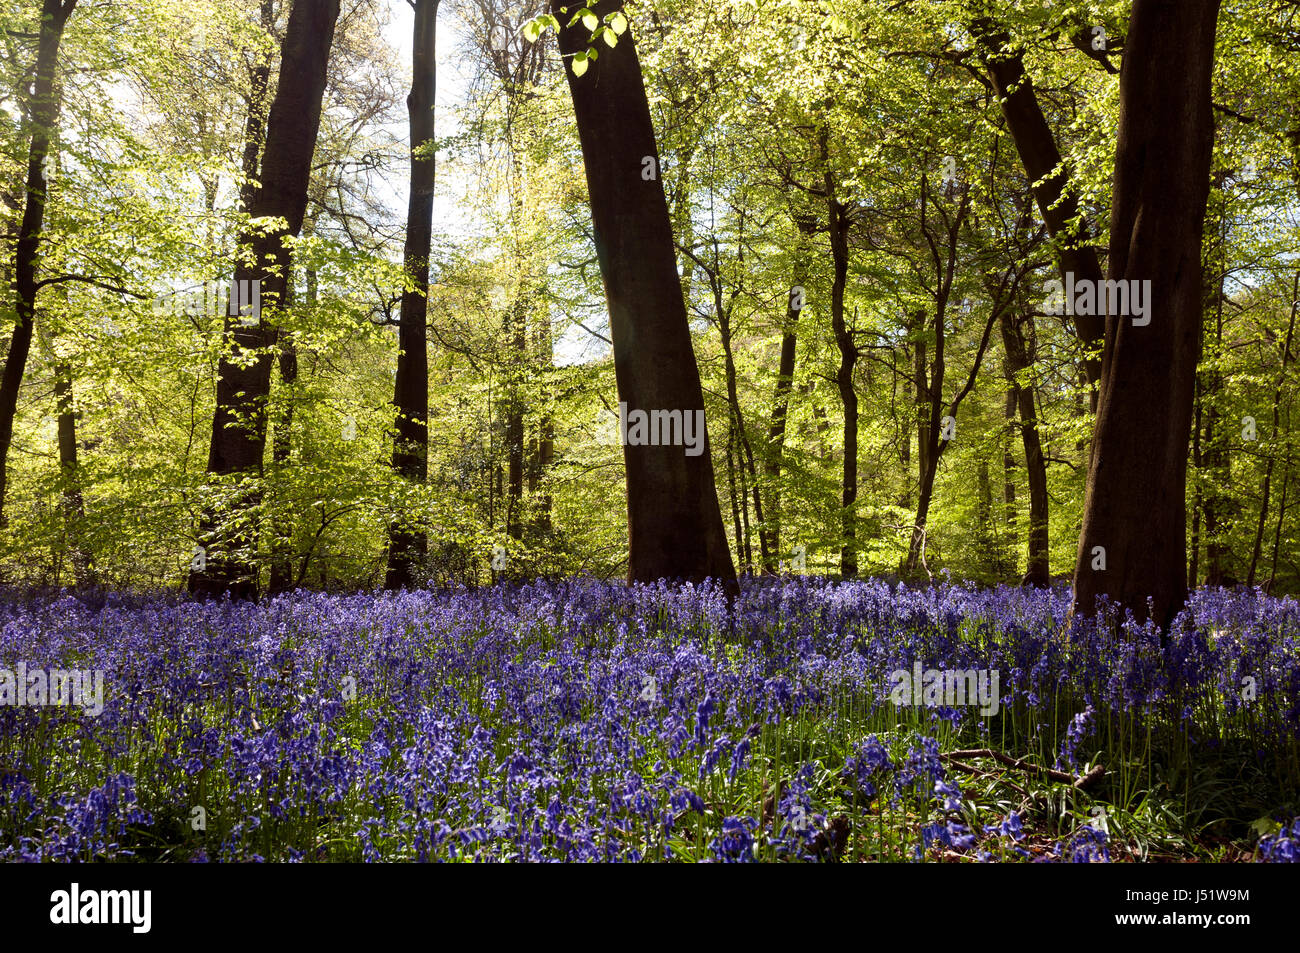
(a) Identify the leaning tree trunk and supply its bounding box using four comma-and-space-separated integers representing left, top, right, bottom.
1071, 0, 1220, 629
0, 0, 76, 527
553, 0, 735, 590
385, 0, 438, 589
971, 15, 1105, 391
190, 0, 341, 598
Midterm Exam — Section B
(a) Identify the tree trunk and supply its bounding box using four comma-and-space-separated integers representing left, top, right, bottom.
0, 0, 76, 527
1199, 180, 1230, 585
1247, 275, 1298, 586
761, 212, 817, 572
971, 15, 1105, 391
190, 0, 341, 598
1000, 310, 1049, 585
1071, 0, 1220, 628
553, 1, 735, 590
385, 0, 438, 588
821, 137, 856, 578
1002, 387, 1017, 546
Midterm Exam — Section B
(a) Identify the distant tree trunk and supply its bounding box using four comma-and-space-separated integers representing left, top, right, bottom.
1248, 276, 1298, 586
528, 311, 555, 534
821, 138, 857, 578
1199, 180, 1230, 586
971, 15, 1104, 392
267, 335, 298, 594
1072, 0, 1220, 628
0, 0, 77, 527
760, 218, 814, 573
1189, 380, 1202, 585
905, 184, 969, 577
53, 359, 90, 584
504, 297, 526, 542
1002, 387, 1017, 546
1000, 309, 1049, 585
267, 250, 309, 596
718, 297, 757, 572
1268, 438, 1292, 592
190, 0, 341, 598
553, 1, 735, 590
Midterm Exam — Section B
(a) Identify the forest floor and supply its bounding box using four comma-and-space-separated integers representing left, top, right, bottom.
0, 577, 1296, 862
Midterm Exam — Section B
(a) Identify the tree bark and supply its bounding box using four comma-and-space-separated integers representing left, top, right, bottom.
553, 1, 735, 590
1071, 0, 1220, 628
0, 0, 76, 527
190, 0, 341, 598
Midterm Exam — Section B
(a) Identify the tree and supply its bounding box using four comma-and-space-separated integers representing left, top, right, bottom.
0, 0, 77, 527
385, 0, 439, 590
190, 0, 342, 598
1071, 0, 1221, 627
549, 1, 735, 589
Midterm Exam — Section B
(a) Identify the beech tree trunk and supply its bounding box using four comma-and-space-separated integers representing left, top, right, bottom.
190, 0, 341, 598
1071, 0, 1220, 628
971, 16, 1105, 390
553, 1, 735, 590
386, 0, 438, 589
0, 0, 77, 527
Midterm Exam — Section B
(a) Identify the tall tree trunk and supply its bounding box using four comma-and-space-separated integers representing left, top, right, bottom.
1071, 0, 1220, 628
821, 140, 856, 578
1000, 309, 1049, 585
190, 0, 341, 598
386, 0, 438, 588
0, 0, 76, 527
553, 1, 735, 590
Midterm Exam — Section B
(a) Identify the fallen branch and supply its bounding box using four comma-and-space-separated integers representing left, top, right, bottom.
942, 749, 1105, 791
944, 757, 1030, 799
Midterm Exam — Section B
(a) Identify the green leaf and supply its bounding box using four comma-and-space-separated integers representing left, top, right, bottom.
608, 11, 628, 35
581, 10, 599, 31
601, 27, 617, 48
523, 19, 541, 43
571, 51, 589, 76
